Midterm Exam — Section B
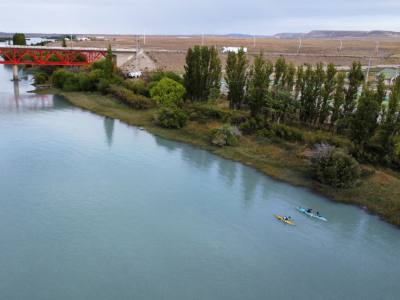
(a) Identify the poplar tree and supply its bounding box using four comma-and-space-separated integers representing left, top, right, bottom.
225, 49, 248, 109
246, 53, 270, 117
351, 85, 382, 150
294, 65, 304, 101
343, 62, 364, 115
318, 63, 337, 126
330, 72, 346, 131
184, 46, 221, 101
274, 57, 287, 87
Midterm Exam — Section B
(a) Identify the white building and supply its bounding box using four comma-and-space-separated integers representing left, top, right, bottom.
221, 47, 248, 54
77, 37, 90, 41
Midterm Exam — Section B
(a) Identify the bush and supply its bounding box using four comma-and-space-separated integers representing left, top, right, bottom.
62, 75, 80, 91
307, 131, 354, 152
187, 103, 248, 124
240, 117, 264, 135
52, 69, 74, 88
271, 124, 304, 142
155, 106, 188, 129
149, 70, 183, 84
150, 77, 186, 106
123, 79, 149, 96
210, 125, 240, 147
311, 144, 360, 188
77, 73, 96, 91
108, 84, 155, 109
97, 78, 111, 94
33, 72, 49, 85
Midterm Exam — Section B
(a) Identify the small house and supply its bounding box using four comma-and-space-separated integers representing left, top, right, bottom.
377, 68, 399, 86
221, 47, 248, 54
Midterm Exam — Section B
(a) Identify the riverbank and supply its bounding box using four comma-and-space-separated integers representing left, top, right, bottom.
38, 89, 400, 226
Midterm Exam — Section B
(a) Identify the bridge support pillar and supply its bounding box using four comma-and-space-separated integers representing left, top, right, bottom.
12, 65, 19, 81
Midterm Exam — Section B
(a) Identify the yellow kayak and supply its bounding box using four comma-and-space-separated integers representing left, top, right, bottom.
274, 214, 295, 226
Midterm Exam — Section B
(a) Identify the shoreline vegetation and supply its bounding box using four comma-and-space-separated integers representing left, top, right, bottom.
31, 45, 400, 227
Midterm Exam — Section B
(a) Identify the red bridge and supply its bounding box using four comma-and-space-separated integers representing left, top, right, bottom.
0, 45, 136, 80
0, 45, 109, 66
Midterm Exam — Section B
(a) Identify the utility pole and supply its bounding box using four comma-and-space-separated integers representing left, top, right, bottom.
338, 39, 343, 53
136, 35, 141, 71
366, 56, 372, 83
375, 41, 380, 57
297, 37, 302, 55
253, 34, 256, 49
202, 34, 204, 46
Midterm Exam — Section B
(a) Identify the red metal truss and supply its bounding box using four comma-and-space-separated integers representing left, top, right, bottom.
0, 47, 107, 66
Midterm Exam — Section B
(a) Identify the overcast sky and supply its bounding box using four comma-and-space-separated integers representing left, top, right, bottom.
1, 0, 399, 35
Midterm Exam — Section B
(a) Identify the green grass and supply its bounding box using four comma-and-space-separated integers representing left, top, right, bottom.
41, 89, 400, 227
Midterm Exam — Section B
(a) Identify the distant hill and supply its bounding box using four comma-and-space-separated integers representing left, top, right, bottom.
274, 30, 400, 39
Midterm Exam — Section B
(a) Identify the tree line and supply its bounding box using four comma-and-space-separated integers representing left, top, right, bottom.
183, 46, 400, 167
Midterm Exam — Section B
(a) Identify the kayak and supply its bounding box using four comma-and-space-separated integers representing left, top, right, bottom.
296, 207, 327, 222
274, 214, 295, 226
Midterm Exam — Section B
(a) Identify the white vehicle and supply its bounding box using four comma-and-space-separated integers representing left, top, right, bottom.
127, 71, 143, 79
221, 47, 248, 54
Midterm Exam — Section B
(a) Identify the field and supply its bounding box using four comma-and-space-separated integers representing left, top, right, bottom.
51, 35, 400, 72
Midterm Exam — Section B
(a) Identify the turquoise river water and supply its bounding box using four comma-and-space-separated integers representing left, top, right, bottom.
0, 64, 399, 299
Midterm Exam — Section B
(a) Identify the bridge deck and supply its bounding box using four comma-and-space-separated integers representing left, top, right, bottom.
0, 45, 136, 53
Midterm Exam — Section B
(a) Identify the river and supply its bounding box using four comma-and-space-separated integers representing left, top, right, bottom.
0, 64, 399, 300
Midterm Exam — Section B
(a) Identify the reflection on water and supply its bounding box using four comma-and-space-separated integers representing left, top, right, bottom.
103, 117, 115, 147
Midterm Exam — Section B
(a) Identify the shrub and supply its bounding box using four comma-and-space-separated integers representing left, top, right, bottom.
108, 84, 155, 109
307, 131, 354, 152
187, 103, 248, 124
77, 73, 96, 91
271, 124, 304, 142
150, 77, 186, 106
52, 69, 74, 88
239, 117, 264, 135
311, 144, 360, 188
123, 79, 149, 96
33, 72, 49, 85
155, 106, 188, 129
210, 125, 240, 147
149, 70, 183, 84
62, 75, 80, 91
97, 78, 111, 94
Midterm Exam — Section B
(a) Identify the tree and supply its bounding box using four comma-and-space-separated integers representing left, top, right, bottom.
330, 72, 346, 131
312, 63, 326, 125
225, 49, 248, 110
294, 65, 304, 101
318, 63, 337, 126
379, 78, 400, 153
274, 57, 287, 87
184, 46, 221, 101
344, 62, 364, 113
13, 33, 26, 45
150, 77, 186, 106
299, 64, 317, 124
350, 85, 382, 150
246, 53, 271, 116
103, 44, 115, 79
282, 62, 296, 92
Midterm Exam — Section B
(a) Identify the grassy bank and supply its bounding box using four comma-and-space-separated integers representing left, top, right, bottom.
42, 89, 400, 227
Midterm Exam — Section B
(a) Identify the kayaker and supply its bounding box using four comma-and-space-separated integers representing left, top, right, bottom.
284, 216, 291, 221
316, 212, 321, 217
306, 208, 313, 213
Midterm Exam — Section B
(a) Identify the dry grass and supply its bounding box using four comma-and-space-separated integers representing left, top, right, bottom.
49, 36, 400, 72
